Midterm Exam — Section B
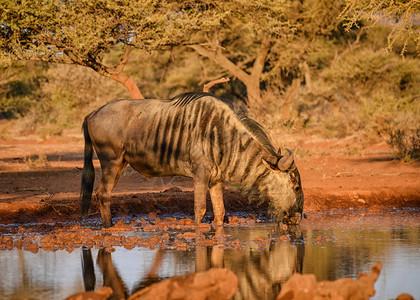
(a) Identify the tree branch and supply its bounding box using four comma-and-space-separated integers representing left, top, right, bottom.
190, 44, 264, 108
190, 45, 252, 85
115, 44, 134, 75
203, 77, 230, 92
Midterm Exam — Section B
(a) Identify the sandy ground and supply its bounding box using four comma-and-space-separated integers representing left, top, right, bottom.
0, 131, 419, 225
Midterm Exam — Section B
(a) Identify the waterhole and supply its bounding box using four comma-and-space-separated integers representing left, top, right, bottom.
0, 208, 419, 299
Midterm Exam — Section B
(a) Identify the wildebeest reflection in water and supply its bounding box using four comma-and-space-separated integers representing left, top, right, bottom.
196, 226, 304, 300
80, 225, 304, 300
82, 247, 165, 299
82, 248, 129, 300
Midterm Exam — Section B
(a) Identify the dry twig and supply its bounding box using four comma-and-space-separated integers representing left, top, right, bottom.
203, 77, 230, 92
39, 193, 75, 215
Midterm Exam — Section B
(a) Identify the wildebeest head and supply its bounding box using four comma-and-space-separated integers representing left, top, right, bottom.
261, 148, 304, 225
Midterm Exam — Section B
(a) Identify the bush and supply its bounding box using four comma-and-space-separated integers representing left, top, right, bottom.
0, 64, 45, 119
291, 46, 420, 141
387, 128, 420, 161
16, 63, 127, 136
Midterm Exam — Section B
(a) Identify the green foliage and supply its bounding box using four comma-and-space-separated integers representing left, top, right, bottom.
340, 0, 420, 55
322, 49, 419, 93
1, 62, 127, 136
122, 48, 207, 99
292, 44, 420, 141
0, 87, 33, 119
0, 0, 223, 62
0, 62, 46, 119
0, 0, 228, 99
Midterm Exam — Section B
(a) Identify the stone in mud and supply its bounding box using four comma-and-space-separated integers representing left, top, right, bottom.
65, 286, 113, 300
102, 220, 135, 233
128, 268, 238, 300
276, 262, 382, 300
23, 242, 39, 253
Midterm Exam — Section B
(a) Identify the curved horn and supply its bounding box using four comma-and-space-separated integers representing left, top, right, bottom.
277, 148, 295, 171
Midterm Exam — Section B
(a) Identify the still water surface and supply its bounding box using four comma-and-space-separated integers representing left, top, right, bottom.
0, 209, 419, 300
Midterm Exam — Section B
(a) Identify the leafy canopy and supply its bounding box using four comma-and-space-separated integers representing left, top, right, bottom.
340, 0, 420, 55
0, 0, 224, 66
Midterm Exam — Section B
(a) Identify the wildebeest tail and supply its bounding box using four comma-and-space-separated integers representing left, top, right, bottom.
81, 118, 95, 216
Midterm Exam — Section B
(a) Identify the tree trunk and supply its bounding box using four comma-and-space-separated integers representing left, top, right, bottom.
110, 72, 144, 99
240, 76, 263, 109
110, 45, 144, 100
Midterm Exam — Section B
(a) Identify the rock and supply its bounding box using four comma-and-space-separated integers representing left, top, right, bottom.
276, 262, 382, 300
65, 286, 113, 300
395, 294, 414, 300
129, 268, 238, 300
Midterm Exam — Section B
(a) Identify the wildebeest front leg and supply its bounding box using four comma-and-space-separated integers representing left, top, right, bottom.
193, 173, 209, 224
209, 182, 225, 226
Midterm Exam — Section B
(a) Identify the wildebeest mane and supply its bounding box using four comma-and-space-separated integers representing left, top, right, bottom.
236, 110, 278, 157
171, 91, 233, 108
171, 91, 278, 158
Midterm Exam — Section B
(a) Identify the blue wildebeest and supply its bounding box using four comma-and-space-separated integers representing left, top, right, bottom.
81, 92, 303, 228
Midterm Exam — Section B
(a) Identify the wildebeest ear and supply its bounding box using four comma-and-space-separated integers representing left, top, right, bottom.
277, 148, 295, 171
261, 157, 278, 170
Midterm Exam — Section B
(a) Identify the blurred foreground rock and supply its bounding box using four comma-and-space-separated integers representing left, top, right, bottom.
65, 286, 113, 300
129, 268, 237, 300
395, 294, 414, 300
66, 268, 237, 300
276, 262, 382, 300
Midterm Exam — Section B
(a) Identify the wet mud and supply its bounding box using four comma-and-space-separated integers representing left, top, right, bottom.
0, 214, 283, 253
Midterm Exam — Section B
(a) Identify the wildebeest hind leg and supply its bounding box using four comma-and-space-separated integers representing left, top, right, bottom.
96, 157, 127, 228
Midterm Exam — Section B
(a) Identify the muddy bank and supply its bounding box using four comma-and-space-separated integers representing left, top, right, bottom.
0, 178, 418, 226
0, 185, 418, 226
